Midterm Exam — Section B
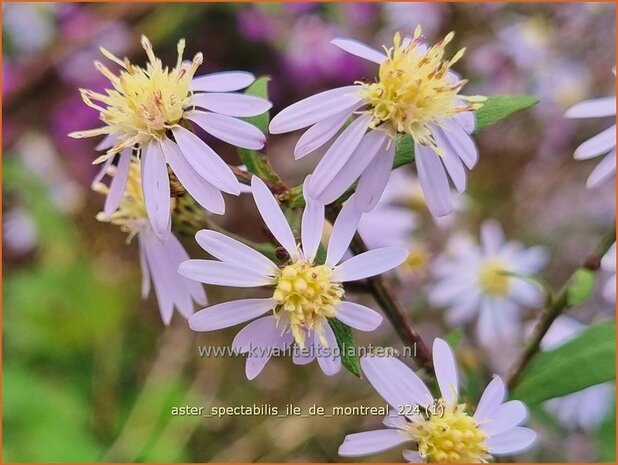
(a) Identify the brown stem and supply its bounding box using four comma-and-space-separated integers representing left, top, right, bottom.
507, 225, 616, 388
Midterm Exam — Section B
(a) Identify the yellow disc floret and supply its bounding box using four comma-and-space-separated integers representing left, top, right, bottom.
407, 401, 489, 463
70, 36, 202, 161
477, 259, 510, 297
359, 27, 485, 155
273, 261, 344, 346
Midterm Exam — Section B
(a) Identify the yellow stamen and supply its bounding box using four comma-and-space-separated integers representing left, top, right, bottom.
477, 259, 510, 297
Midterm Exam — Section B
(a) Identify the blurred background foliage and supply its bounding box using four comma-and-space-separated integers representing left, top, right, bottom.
2, 2, 616, 462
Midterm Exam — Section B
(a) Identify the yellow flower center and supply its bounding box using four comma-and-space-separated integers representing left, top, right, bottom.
273, 261, 344, 346
72, 36, 202, 159
407, 401, 489, 463
359, 27, 484, 154
404, 244, 430, 274
477, 259, 510, 297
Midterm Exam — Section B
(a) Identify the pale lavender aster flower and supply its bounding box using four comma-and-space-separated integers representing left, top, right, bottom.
180, 176, 408, 379
95, 161, 206, 325
429, 220, 548, 347
542, 316, 614, 431
270, 27, 484, 216
70, 36, 271, 239
339, 338, 536, 462
601, 242, 616, 303
565, 70, 616, 188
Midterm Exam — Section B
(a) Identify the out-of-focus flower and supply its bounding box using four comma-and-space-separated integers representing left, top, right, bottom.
2, 3, 55, 57
601, 243, 616, 303
381, 2, 448, 41
181, 177, 407, 379
236, 6, 280, 42
339, 338, 536, 462
270, 27, 484, 216
565, 70, 616, 188
542, 316, 614, 430
429, 220, 548, 347
95, 161, 206, 325
3, 207, 38, 256
70, 36, 271, 238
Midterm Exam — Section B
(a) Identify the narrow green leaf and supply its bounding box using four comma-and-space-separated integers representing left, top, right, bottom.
475, 95, 539, 132
596, 401, 616, 462
445, 328, 464, 349
393, 135, 415, 169
512, 322, 616, 405
567, 268, 598, 306
328, 318, 361, 377
239, 76, 280, 182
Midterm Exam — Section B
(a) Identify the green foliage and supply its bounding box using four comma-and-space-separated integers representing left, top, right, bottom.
512, 322, 616, 404
328, 319, 361, 377
239, 76, 280, 182
393, 95, 539, 168
567, 268, 598, 306
596, 401, 616, 462
445, 328, 464, 349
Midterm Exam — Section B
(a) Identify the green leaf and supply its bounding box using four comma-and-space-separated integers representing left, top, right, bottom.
445, 328, 464, 349
475, 95, 539, 132
512, 322, 616, 405
392, 95, 539, 168
596, 401, 616, 462
328, 319, 361, 377
567, 268, 598, 306
238, 76, 280, 182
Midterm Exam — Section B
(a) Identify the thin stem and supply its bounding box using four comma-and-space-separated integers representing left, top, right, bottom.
507, 225, 616, 388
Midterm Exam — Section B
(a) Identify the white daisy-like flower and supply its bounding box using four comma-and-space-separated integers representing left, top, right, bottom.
541, 316, 614, 431
95, 160, 206, 325
565, 69, 616, 188
70, 36, 271, 238
601, 242, 616, 304
179, 176, 408, 379
269, 27, 485, 216
339, 338, 537, 462
428, 220, 548, 347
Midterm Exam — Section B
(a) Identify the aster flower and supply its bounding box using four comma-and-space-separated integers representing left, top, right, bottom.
70, 36, 271, 238
565, 70, 616, 188
269, 27, 485, 216
541, 316, 614, 431
339, 338, 536, 462
179, 176, 408, 379
95, 160, 206, 325
601, 242, 616, 303
428, 220, 548, 347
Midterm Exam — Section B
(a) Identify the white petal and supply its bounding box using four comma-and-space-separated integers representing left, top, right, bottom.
188, 298, 273, 331
103, 148, 132, 217
587, 150, 616, 188
574, 125, 616, 160
331, 37, 387, 64
481, 400, 528, 436
251, 176, 298, 259
336, 301, 382, 331
160, 137, 225, 214
269, 85, 364, 134
192, 92, 272, 117
325, 196, 362, 266
335, 247, 408, 282
338, 429, 409, 457
565, 96, 616, 118
316, 323, 342, 376
435, 134, 467, 193
453, 109, 475, 134
480, 219, 505, 255
171, 126, 241, 195
190, 71, 255, 92
402, 449, 424, 462
178, 259, 273, 287
301, 185, 325, 261
442, 119, 479, 169
486, 427, 537, 455
474, 376, 507, 422
95, 132, 119, 151
361, 356, 433, 410
353, 136, 395, 212
138, 236, 151, 299
415, 144, 453, 217
315, 129, 387, 206
294, 105, 358, 159
187, 110, 265, 150
194, 229, 278, 276
307, 114, 372, 203
141, 141, 171, 239
433, 338, 459, 405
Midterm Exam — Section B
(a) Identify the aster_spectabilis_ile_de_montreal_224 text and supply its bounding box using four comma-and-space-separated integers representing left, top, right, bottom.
269, 26, 486, 217
93, 160, 207, 325
338, 338, 537, 462
69, 35, 272, 239
178, 176, 409, 379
